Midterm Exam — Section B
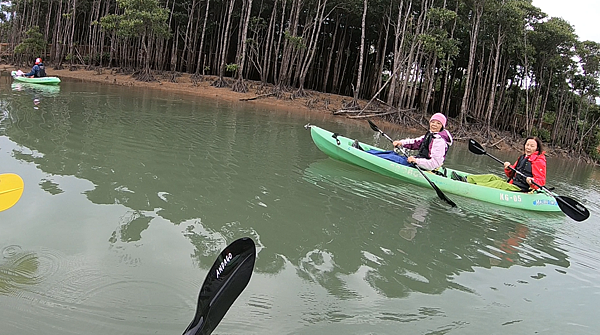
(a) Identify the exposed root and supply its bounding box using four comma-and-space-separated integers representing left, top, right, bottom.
212, 77, 230, 88
190, 73, 203, 86
132, 68, 156, 82
294, 87, 310, 98
168, 71, 180, 83
272, 84, 293, 99
231, 78, 248, 93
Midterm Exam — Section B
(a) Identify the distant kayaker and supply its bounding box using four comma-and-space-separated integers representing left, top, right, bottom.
391, 113, 453, 170
23, 58, 47, 78
453, 137, 546, 192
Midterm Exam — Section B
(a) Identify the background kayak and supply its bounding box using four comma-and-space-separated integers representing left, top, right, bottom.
11, 71, 61, 85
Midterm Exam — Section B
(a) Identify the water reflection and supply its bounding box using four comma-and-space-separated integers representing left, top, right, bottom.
11, 82, 60, 110
11, 82, 61, 96
3, 78, 597, 334
301, 158, 570, 298
109, 210, 152, 244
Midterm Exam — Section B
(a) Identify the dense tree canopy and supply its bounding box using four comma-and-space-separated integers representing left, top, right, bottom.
1, 0, 599, 159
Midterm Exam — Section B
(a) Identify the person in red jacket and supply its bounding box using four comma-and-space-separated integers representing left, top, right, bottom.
453, 137, 546, 192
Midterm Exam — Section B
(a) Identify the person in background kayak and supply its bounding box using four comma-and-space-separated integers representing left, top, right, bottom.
391, 113, 453, 170
23, 58, 47, 78
453, 137, 546, 192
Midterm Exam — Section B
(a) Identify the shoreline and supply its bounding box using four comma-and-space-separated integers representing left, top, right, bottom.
2, 64, 595, 163
4, 64, 354, 118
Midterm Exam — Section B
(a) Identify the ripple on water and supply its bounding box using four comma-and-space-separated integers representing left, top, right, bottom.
2, 244, 193, 334
0, 245, 61, 296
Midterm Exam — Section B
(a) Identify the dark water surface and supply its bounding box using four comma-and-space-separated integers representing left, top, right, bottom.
1, 75, 599, 334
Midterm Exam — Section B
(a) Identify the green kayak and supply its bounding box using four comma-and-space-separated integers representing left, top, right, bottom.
308, 124, 561, 212
11, 71, 61, 85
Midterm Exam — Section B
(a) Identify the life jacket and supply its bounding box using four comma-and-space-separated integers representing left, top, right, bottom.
416, 131, 434, 159
509, 154, 533, 191
415, 130, 452, 160
36, 64, 47, 77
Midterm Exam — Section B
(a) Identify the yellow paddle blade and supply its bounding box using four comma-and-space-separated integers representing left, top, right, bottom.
0, 173, 24, 212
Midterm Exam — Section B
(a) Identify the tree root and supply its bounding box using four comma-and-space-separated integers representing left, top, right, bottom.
133, 69, 156, 82
232, 79, 248, 93
212, 77, 230, 88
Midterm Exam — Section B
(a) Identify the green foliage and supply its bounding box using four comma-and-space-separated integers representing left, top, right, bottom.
99, 0, 170, 39
591, 130, 600, 161
418, 32, 459, 59
249, 16, 267, 34
571, 73, 599, 97
426, 7, 457, 26
578, 41, 600, 77
544, 111, 556, 124
381, 72, 390, 83
531, 127, 550, 142
284, 30, 306, 50
14, 26, 46, 58
225, 63, 238, 72
420, 8, 459, 62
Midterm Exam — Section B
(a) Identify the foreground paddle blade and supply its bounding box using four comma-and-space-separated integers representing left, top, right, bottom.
183, 237, 256, 335
556, 195, 590, 222
0, 173, 24, 212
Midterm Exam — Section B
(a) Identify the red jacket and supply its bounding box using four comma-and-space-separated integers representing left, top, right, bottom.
504, 151, 546, 190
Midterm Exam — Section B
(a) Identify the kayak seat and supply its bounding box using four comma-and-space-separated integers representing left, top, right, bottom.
431, 166, 447, 177
450, 171, 467, 182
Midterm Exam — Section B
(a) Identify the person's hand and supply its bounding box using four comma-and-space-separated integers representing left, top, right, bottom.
392, 140, 403, 148
407, 156, 417, 164
526, 177, 533, 185
503, 161, 511, 169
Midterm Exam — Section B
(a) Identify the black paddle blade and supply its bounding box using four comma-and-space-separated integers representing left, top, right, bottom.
431, 181, 457, 207
183, 237, 256, 335
556, 195, 590, 222
468, 139, 486, 155
367, 119, 379, 132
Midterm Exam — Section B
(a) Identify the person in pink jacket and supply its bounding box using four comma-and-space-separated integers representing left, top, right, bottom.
392, 113, 453, 170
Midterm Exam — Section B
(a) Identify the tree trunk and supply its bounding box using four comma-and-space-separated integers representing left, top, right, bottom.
214, 0, 236, 87
459, 0, 483, 127
233, 0, 254, 92
352, 0, 367, 104
194, 0, 210, 75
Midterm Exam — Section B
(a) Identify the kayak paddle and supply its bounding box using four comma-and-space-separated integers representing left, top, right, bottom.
468, 139, 590, 222
0, 173, 24, 212
182, 237, 256, 335
367, 120, 456, 208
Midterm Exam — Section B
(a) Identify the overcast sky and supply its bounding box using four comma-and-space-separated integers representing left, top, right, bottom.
531, 0, 600, 43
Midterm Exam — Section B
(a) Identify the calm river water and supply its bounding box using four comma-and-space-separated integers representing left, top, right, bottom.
1, 75, 599, 334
